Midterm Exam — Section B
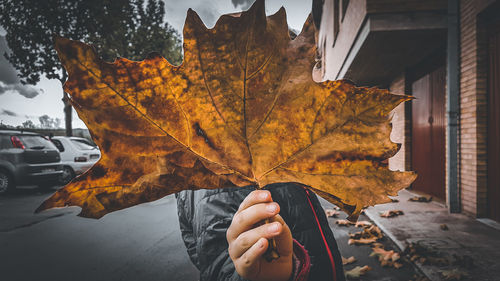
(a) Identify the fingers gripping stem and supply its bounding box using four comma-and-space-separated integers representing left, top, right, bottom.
257, 185, 280, 262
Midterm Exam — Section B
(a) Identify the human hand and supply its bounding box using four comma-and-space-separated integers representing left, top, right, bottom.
226, 190, 293, 281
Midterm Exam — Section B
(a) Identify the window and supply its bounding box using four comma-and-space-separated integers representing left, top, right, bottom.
51, 139, 65, 152
0, 135, 13, 149
333, 0, 339, 40
18, 135, 57, 150
72, 138, 97, 148
331, 0, 341, 47
71, 139, 95, 150
341, 0, 349, 21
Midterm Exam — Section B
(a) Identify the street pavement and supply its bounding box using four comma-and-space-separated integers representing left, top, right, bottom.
0, 186, 199, 281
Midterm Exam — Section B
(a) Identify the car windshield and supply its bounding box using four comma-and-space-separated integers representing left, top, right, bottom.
72, 138, 98, 148
71, 139, 95, 150
19, 135, 57, 150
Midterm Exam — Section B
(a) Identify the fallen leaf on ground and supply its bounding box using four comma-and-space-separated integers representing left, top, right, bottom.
336, 219, 355, 226
345, 265, 372, 279
350, 225, 383, 240
380, 210, 404, 218
440, 269, 469, 280
37, 1, 416, 219
370, 244, 403, 268
440, 224, 449, 230
342, 256, 357, 265
403, 242, 449, 266
348, 237, 378, 245
354, 220, 372, 228
408, 196, 433, 202
367, 225, 383, 238
325, 209, 339, 218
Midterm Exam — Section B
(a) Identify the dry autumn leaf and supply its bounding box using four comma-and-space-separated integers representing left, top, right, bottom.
370, 245, 403, 268
348, 225, 382, 245
342, 256, 357, 265
325, 208, 339, 217
354, 220, 372, 228
345, 265, 372, 279
380, 210, 404, 218
404, 242, 450, 266
348, 237, 378, 245
350, 225, 383, 240
36, 0, 416, 219
408, 195, 433, 202
336, 219, 355, 226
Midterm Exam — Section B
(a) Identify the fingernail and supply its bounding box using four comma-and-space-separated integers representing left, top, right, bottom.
259, 192, 268, 200
259, 238, 265, 248
267, 203, 277, 213
268, 222, 279, 233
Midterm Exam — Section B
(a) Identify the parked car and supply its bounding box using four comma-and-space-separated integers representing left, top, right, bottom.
0, 130, 63, 194
50, 136, 101, 184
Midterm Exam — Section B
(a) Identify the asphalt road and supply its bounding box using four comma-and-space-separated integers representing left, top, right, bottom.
0, 185, 421, 281
0, 186, 199, 281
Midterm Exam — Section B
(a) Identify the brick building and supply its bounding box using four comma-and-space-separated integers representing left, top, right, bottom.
313, 0, 500, 221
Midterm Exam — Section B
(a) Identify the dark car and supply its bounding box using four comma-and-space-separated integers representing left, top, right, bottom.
0, 130, 63, 194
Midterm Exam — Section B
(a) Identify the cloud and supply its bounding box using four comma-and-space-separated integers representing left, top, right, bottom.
1, 108, 17, 116
0, 81, 39, 98
231, 0, 255, 10
0, 36, 40, 98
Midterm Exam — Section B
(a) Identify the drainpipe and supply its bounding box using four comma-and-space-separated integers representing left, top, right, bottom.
447, 0, 460, 213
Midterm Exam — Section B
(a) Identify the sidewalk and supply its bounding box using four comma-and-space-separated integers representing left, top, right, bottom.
365, 189, 500, 281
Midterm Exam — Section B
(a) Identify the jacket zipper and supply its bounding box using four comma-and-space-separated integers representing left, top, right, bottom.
304, 188, 337, 281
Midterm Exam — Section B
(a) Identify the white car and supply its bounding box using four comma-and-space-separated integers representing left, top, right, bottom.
50, 136, 101, 184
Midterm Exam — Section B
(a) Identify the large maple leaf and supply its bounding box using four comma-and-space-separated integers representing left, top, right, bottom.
37, 1, 416, 219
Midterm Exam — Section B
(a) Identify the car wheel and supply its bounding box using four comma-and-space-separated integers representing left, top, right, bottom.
0, 169, 14, 195
59, 166, 75, 185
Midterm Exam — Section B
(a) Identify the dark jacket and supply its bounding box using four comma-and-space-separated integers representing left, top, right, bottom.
176, 182, 345, 281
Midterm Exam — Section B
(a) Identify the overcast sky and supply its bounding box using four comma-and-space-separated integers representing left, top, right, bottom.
0, 0, 312, 129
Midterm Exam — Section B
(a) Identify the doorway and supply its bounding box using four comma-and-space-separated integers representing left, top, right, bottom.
411, 65, 446, 200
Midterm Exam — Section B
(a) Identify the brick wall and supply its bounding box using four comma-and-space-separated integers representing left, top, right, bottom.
459, 0, 489, 217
